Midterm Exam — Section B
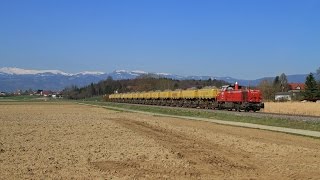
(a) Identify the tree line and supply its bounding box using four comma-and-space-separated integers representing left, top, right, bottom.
62, 74, 227, 99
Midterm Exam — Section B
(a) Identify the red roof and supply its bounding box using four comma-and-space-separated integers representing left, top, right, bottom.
288, 83, 305, 90
42, 90, 53, 95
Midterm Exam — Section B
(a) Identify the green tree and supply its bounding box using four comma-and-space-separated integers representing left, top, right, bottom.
273, 76, 281, 92
89, 83, 96, 96
304, 73, 318, 100
316, 67, 320, 90
305, 73, 317, 90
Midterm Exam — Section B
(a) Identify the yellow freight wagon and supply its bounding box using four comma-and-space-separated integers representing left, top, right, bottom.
122, 93, 128, 99
150, 91, 160, 99
197, 88, 218, 99
137, 92, 144, 99
115, 93, 122, 99
132, 92, 139, 99
127, 93, 133, 99
143, 91, 152, 99
119, 93, 124, 99
108, 94, 114, 99
181, 89, 198, 99
170, 90, 182, 99
159, 90, 171, 99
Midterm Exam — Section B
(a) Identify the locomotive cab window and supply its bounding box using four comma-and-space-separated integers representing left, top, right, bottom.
221, 85, 229, 91
227, 87, 234, 91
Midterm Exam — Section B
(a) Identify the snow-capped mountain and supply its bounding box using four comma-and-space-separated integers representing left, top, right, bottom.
0, 67, 308, 92
0, 67, 109, 92
0, 67, 103, 76
110, 70, 148, 79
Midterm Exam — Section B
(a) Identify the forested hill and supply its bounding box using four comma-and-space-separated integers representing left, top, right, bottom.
62, 75, 227, 99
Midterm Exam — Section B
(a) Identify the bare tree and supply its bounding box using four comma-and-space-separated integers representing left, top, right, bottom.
258, 80, 275, 101
316, 67, 320, 81
279, 73, 289, 92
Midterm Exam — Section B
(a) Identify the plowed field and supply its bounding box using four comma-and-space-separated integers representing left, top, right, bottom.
1, 102, 320, 179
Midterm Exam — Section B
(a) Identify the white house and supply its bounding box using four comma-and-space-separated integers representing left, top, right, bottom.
275, 92, 292, 101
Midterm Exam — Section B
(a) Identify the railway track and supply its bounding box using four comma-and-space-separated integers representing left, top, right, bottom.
107, 102, 320, 122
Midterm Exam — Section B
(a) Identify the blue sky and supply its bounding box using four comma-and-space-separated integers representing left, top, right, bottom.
0, 0, 319, 79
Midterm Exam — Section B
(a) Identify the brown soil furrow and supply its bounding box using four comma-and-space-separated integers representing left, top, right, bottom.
102, 117, 257, 178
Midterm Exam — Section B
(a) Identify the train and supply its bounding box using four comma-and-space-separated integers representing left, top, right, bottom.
107, 82, 264, 112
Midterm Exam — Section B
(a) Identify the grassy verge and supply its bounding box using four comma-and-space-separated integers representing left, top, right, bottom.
0, 95, 68, 102
79, 96, 105, 102
81, 101, 320, 132
0, 95, 104, 103
0, 95, 44, 101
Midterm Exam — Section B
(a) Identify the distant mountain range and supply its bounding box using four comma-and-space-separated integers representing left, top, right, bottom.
0, 67, 308, 92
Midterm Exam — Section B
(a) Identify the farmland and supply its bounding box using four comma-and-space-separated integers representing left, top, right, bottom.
1, 102, 320, 179
263, 102, 320, 116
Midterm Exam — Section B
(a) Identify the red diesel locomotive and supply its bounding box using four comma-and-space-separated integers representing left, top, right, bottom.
217, 82, 264, 112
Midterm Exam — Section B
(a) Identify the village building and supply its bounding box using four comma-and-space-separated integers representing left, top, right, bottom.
275, 83, 305, 101
275, 92, 292, 101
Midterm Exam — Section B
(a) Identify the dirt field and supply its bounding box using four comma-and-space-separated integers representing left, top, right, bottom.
263, 102, 320, 116
1, 102, 320, 179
